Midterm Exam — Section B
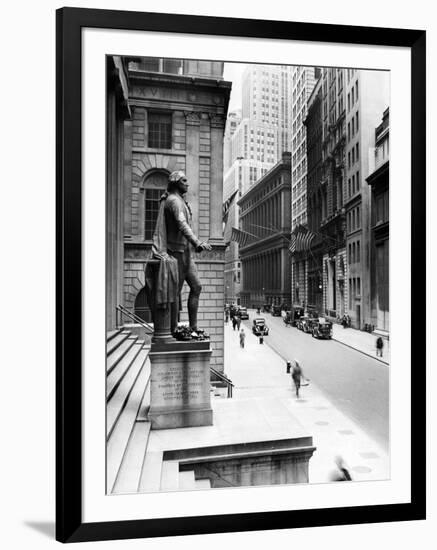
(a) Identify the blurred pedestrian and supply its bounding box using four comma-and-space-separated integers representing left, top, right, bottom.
225, 311, 229, 324
239, 328, 246, 349
236, 316, 241, 330
232, 317, 237, 331
291, 360, 303, 398
376, 336, 384, 357
259, 334, 264, 345
330, 455, 352, 482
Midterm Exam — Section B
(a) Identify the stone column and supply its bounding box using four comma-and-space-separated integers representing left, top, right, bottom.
209, 114, 226, 241
184, 111, 200, 236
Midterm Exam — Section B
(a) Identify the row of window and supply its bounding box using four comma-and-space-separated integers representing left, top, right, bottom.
347, 170, 361, 197
347, 112, 359, 140
348, 240, 361, 264
349, 277, 361, 307
347, 142, 360, 169
347, 81, 359, 112
347, 204, 361, 233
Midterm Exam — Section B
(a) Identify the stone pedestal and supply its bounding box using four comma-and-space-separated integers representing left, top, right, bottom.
148, 340, 213, 430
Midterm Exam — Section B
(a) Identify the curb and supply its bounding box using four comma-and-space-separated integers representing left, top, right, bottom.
332, 337, 389, 366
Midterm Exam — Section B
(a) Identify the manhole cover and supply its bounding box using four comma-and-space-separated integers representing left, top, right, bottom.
315, 421, 329, 426
359, 452, 380, 459
352, 465, 372, 474
338, 429, 355, 435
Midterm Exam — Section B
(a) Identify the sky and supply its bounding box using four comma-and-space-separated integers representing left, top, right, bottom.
223, 62, 248, 112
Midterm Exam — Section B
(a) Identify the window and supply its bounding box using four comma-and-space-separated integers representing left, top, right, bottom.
148, 112, 172, 149
356, 111, 359, 132
144, 171, 169, 239
357, 240, 361, 263
356, 143, 359, 161
355, 81, 359, 101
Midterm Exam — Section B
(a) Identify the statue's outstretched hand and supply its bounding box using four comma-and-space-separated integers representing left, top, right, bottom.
197, 241, 212, 252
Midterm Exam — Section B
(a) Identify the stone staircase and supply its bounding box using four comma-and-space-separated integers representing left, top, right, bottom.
106, 329, 209, 494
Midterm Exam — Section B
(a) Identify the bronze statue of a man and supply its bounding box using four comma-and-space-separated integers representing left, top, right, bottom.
151, 170, 211, 334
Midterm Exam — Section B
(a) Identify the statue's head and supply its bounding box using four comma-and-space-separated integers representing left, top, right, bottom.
168, 171, 189, 195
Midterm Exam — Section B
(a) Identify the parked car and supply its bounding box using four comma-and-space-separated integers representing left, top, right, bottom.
296, 316, 310, 331
289, 306, 304, 326
252, 318, 269, 336
238, 307, 249, 320
312, 320, 333, 339
272, 305, 282, 316
302, 317, 316, 333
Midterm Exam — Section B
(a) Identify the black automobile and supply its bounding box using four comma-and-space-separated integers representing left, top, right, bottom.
296, 316, 310, 331
312, 320, 333, 339
252, 318, 269, 336
272, 305, 282, 316
238, 307, 249, 320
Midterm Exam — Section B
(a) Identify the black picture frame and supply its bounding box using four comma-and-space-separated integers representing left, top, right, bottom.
56, 6, 426, 543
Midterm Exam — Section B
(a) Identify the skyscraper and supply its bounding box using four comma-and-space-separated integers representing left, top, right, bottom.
223, 64, 293, 304
291, 66, 319, 230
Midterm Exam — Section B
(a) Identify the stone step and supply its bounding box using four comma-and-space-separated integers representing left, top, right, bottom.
106, 335, 138, 375
111, 420, 152, 495
106, 356, 151, 493
138, 450, 164, 493
178, 470, 196, 491
194, 478, 211, 490
136, 357, 151, 421
107, 330, 131, 356
160, 461, 179, 492
107, 341, 143, 401
107, 328, 122, 342
107, 348, 149, 439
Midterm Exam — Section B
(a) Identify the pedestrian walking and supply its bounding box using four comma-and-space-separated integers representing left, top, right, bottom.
236, 316, 241, 330
225, 311, 229, 324
330, 455, 352, 482
291, 360, 303, 398
232, 317, 237, 331
239, 328, 246, 349
376, 336, 384, 357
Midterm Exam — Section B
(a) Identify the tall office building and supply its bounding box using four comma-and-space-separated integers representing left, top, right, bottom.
223, 64, 293, 304
242, 64, 293, 159
344, 69, 389, 329
291, 66, 319, 230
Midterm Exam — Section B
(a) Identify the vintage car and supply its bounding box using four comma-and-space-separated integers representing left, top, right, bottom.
312, 320, 333, 339
252, 318, 269, 336
271, 305, 282, 316
287, 306, 304, 326
238, 306, 249, 320
296, 316, 310, 331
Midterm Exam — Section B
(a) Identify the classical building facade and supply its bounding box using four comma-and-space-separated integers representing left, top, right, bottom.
367, 108, 389, 332
110, 56, 231, 371
238, 152, 292, 308
223, 64, 294, 305
107, 56, 131, 331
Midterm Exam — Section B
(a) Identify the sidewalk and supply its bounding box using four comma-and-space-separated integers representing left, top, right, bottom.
223, 322, 389, 484
331, 323, 390, 365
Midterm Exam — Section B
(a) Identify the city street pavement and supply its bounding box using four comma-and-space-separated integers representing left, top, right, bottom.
224, 319, 389, 484
331, 323, 390, 365
240, 310, 389, 452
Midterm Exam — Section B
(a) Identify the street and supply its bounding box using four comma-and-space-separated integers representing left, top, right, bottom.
242, 311, 389, 452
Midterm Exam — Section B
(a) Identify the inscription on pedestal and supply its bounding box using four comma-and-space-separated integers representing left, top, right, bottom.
148, 342, 213, 429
